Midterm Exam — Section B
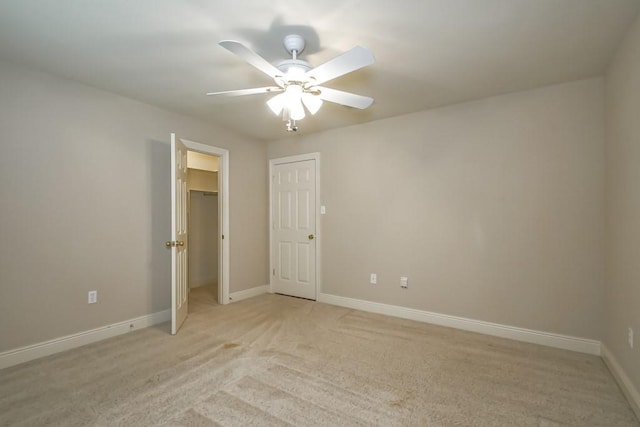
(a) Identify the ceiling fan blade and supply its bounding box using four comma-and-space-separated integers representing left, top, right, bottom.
306, 46, 375, 86
315, 86, 374, 109
219, 40, 282, 79
206, 87, 282, 97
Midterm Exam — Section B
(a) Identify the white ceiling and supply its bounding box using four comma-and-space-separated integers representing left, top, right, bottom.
0, 0, 638, 141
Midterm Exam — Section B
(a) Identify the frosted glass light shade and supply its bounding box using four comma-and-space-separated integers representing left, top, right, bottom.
266, 84, 310, 121
290, 101, 305, 120
302, 93, 323, 115
267, 93, 285, 115
286, 85, 305, 120
285, 66, 306, 81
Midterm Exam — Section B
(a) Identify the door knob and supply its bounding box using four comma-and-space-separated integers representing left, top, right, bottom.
308, 234, 314, 240
177, 241, 185, 246
165, 241, 174, 248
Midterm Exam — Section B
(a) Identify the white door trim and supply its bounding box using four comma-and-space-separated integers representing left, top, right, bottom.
269, 153, 321, 300
180, 138, 230, 305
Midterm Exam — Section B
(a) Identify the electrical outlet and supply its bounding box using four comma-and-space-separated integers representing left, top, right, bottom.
629, 327, 634, 349
370, 273, 377, 284
400, 276, 408, 288
88, 290, 97, 304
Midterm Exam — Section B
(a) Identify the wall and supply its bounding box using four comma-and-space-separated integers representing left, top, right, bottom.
604, 14, 640, 403
189, 192, 218, 288
0, 60, 268, 352
187, 168, 219, 289
269, 78, 605, 340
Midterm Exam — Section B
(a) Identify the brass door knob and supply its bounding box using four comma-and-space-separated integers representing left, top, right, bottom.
308, 234, 314, 240
177, 241, 185, 246
165, 241, 174, 248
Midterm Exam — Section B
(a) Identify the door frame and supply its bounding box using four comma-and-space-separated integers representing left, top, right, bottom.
180, 137, 230, 305
269, 153, 321, 300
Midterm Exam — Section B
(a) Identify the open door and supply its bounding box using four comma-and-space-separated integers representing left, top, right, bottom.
170, 134, 188, 334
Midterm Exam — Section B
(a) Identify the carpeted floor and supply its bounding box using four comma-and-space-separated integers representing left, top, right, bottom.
189, 285, 218, 313
0, 294, 638, 426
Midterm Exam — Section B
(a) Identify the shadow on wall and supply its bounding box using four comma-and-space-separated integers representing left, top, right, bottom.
147, 139, 171, 313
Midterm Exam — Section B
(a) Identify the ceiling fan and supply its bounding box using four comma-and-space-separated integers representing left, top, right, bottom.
206, 34, 375, 132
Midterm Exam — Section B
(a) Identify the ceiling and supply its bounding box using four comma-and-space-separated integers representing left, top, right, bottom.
0, 1, 638, 141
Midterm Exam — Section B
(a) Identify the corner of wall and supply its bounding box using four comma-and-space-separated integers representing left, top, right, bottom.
601, 344, 640, 421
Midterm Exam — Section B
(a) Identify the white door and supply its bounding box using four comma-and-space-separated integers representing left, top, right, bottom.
170, 134, 188, 334
271, 158, 317, 300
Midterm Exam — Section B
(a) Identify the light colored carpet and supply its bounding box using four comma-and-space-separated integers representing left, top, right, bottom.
189, 285, 218, 313
0, 294, 637, 426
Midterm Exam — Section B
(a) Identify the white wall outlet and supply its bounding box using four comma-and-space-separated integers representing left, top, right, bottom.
370, 273, 377, 284
88, 290, 97, 304
629, 327, 634, 349
400, 276, 408, 288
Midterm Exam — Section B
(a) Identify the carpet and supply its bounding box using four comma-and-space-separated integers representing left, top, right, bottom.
0, 294, 637, 426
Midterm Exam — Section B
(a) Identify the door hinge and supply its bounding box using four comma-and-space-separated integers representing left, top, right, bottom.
221, 234, 224, 240
273, 268, 275, 276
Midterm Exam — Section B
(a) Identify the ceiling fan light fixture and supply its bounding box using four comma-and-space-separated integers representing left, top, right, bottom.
302, 92, 323, 115
284, 65, 307, 82
267, 85, 306, 121
267, 93, 285, 115
285, 85, 305, 121
290, 105, 305, 121
209, 34, 375, 132
285, 84, 303, 100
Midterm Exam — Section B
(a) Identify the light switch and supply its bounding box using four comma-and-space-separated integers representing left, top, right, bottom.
400, 277, 408, 288
320, 205, 326, 215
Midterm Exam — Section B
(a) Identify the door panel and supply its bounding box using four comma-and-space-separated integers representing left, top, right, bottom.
297, 190, 310, 228
297, 243, 310, 283
271, 159, 317, 300
171, 134, 188, 334
279, 191, 292, 229
279, 242, 292, 280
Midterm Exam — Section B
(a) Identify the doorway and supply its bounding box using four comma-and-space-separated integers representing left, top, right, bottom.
187, 151, 220, 312
269, 153, 321, 300
170, 134, 230, 334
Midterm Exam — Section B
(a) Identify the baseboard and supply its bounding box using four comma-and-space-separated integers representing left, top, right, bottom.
601, 344, 640, 420
318, 293, 601, 355
0, 309, 170, 371
229, 285, 269, 303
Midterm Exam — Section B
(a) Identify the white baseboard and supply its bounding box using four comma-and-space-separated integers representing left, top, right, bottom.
601, 344, 640, 420
318, 293, 601, 355
229, 285, 269, 303
0, 309, 170, 370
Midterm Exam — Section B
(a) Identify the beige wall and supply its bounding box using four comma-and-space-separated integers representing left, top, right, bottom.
269, 78, 605, 339
187, 167, 219, 288
0, 60, 268, 352
604, 15, 640, 396
188, 192, 218, 288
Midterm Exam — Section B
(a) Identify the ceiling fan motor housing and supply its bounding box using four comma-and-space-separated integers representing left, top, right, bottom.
283, 34, 305, 55
276, 59, 312, 75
